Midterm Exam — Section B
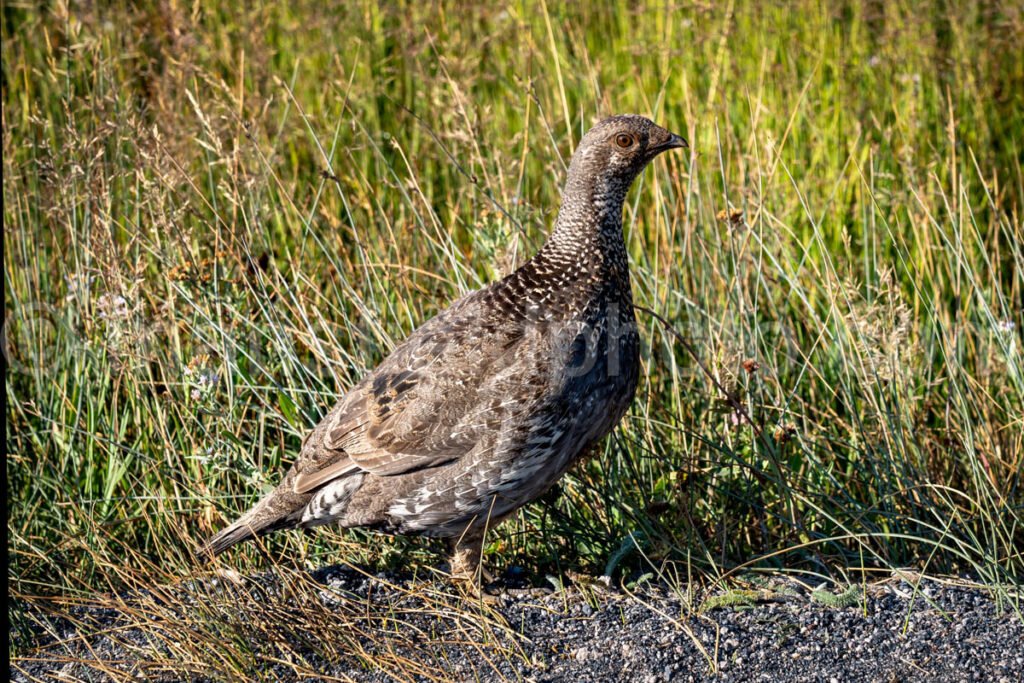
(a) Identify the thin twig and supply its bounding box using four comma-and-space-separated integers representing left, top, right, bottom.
633, 305, 763, 437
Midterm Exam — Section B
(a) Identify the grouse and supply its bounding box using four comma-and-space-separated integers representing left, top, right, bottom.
203, 115, 687, 581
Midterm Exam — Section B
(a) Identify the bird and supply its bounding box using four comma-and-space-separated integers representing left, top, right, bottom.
202, 114, 687, 583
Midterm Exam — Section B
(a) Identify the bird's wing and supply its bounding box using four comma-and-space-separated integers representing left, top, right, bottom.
292, 295, 545, 493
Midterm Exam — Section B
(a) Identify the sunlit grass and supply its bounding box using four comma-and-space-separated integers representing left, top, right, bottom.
5, 0, 1023, 677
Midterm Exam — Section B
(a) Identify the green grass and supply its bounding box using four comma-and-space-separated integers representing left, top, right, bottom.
5, 0, 1023, 676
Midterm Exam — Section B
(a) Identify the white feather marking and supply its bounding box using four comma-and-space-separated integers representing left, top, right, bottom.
300, 473, 365, 526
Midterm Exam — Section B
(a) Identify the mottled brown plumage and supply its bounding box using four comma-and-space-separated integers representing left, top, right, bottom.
203, 115, 687, 581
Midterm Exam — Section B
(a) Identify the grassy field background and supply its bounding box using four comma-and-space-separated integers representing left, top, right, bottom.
5, 0, 1023, 671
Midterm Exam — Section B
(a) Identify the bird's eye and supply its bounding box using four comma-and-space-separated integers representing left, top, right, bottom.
614, 133, 635, 149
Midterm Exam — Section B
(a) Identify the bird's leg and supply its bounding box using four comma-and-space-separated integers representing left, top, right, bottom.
449, 535, 499, 604
449, 534, 493, 582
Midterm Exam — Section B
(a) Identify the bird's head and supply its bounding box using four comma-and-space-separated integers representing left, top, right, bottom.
563, 114, 687, 205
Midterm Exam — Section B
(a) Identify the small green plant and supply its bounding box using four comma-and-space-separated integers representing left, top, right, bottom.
811, 585, 862, 609
701, 590, 760, 612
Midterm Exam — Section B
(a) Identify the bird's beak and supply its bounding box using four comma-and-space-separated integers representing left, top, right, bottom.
649, 132, 689, 156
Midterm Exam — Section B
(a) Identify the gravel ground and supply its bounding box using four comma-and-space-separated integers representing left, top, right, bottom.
11, 566, 1022, 682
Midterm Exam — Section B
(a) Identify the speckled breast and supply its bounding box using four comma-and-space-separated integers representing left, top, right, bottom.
393, 291, 640, 538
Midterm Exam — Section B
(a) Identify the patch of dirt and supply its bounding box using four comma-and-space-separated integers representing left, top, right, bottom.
10, 566, 1022, 682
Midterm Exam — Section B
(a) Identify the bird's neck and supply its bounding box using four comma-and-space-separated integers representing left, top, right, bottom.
531, 178, 631, 282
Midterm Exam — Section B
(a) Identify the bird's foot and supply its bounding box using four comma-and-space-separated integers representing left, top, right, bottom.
453, 575, 501, 604
453, 563, 494, 584
448, 535, 500, 602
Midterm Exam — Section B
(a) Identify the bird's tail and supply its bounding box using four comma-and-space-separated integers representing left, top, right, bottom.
199, 479, 311, 562
201, 514, 267, 559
